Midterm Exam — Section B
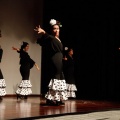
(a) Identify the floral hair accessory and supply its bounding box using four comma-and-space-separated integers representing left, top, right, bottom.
49, 19, 62, 27
65, 47, 68, 51
50, 19, 56, 26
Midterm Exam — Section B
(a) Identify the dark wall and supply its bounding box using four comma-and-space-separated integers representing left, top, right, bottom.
42, 1, 120, 100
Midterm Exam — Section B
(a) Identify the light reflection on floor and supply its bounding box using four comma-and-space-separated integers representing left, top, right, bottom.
0, 101, 5, 120
39, 100, 77, 115
0, 97, 120, 120
15, 100, 31, 118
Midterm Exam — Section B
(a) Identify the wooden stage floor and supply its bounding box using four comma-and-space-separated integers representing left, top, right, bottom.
1, 96, 120, 120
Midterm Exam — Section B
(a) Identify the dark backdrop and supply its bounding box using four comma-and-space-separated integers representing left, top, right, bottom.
41, 1, 120, 100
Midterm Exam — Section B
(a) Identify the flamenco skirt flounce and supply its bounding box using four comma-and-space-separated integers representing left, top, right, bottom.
0, 79, 6, 96
16, 80, 32, 95
66, 84, 77, 98
45, 79, 68, 101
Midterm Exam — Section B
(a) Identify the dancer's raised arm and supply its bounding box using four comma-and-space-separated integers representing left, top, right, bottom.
34, 25, 45, 34
12, 46, 20, 51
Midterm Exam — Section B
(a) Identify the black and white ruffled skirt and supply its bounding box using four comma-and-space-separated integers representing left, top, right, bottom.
45, 79, 68, 101
0, 79, 6, 96
66, 84, 77, 98
16, 80, 32, 95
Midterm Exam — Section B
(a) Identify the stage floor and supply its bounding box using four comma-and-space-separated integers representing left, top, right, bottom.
0, 96, 120, 120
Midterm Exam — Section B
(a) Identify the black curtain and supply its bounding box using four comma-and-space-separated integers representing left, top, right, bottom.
41, 0, 120, 100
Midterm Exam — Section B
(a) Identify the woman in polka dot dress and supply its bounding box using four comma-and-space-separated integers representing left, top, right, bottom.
12, 42, 39, 100
34, 19, 68, 105
0, 30, 6, 100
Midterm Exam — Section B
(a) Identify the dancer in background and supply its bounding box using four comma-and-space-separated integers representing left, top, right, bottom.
63, 48, 77, 99
34, 19, 68, 106
0, 30, 6, 100
12, 42, 39, 100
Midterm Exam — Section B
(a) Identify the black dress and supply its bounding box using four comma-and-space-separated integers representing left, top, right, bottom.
37, 33, 68, 101
63, 54, 77, 98
16, 50, 35, 95
0, 48, 6, 96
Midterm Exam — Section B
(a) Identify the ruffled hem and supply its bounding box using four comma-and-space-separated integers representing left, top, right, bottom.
18, 80, 32, 88
66, 84, 77, 91
45, 90, 68, 101
16, 80, 32, 95
16, 88, 32, 95
0, 79, 6, 87
67, 91, 76, 98
48, 79, 67, 91
0, 88, 6, 96
45, 79, 68, 101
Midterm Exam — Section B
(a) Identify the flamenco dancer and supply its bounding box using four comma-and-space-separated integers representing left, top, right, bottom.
34, 19, 68, 105
12, 41, 39, 100
0, 30, 6, 100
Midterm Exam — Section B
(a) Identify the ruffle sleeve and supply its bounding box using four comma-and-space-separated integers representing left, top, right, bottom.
36, 33, 51, 46
29, 58, 35, 69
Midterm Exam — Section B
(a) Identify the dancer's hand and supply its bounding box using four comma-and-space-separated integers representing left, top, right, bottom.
12, 46, 19, 51
35, 63, 40, 71
63, 56, 67, 60
34, 25, 45, 34
36, 66, 40, 71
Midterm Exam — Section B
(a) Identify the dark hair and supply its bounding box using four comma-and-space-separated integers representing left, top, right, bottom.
66, 48, 73, 53
20, 42, 29, 50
